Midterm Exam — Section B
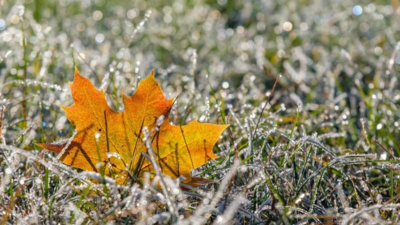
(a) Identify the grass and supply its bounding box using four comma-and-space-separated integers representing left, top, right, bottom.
2, 0, 400, 224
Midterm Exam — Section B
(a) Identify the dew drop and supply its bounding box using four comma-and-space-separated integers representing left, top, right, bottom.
352, 5, 363, 16
5, 168, 11, 175
222, 81, 229, 89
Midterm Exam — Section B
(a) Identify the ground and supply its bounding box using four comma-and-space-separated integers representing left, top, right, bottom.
1, 0, 400, 224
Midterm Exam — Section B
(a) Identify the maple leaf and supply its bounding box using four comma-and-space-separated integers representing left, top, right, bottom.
37, 69, 228, 186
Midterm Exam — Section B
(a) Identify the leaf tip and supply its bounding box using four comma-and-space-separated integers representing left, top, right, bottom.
73, 67, 83, 80
140, 70, 157, 84
191, 119, 230, 129
60, 105, 68, 111
149, 69, 155, 78
35, 143, 63, 154
35, 143, 44, 148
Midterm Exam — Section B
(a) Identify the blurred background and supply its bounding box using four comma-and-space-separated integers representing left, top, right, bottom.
1, 0, 400, 153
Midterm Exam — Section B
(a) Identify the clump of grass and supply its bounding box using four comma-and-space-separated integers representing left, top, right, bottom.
2, 0, 400, 224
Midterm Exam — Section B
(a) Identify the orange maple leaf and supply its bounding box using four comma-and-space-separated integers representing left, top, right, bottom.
37, 69, 228, 186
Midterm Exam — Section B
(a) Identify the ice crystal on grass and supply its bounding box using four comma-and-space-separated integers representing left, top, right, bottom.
2, 0, 400, 224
